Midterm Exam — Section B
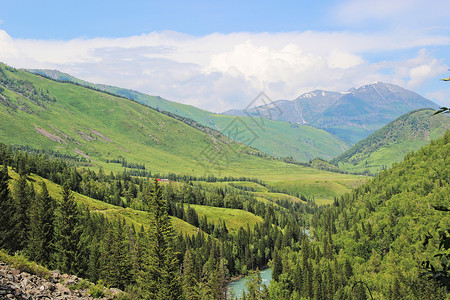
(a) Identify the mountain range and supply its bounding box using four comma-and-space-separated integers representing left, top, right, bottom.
224, 82, 439, 144
27, 69, 443, 169
0, 63, 363, 201
29, 69, 349, 162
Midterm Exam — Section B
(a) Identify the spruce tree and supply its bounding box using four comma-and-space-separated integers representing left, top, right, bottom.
0, 164, 15, 250
272, 247, 282, 282
183, 248, 200, 300
137, 178, 182, 299
11, 174, 32, 251
245, 268, 262, 300
100, 220, 132, 289
54, 183, 82, 274
26, 182, 56, 265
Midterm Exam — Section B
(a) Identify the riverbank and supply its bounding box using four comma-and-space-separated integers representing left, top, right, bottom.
226, 267, 272, 299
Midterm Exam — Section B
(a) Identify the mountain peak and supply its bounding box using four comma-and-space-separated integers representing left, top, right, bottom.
223, 82, 439, 144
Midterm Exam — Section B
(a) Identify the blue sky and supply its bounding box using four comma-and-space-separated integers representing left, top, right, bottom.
0, 0, 342, 38
0, 0, 449, 112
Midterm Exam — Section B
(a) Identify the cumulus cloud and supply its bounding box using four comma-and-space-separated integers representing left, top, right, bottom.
0, 30, 19, 59
0, 29, 449, 112
426, 88, 450, 107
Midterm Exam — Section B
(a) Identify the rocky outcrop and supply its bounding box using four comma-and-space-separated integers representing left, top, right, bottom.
0, 262, 123, 299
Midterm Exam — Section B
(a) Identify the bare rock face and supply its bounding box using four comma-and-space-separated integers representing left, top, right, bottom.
0, 261, 124, 299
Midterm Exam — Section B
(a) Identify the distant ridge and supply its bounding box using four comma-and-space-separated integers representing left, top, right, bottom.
27, 68, 349, 162
331, 108, 450, 175
224, 82, 439, 144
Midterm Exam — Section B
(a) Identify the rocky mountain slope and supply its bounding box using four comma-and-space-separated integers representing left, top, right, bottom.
224, 82, 439, 144
0, 261, 123, 299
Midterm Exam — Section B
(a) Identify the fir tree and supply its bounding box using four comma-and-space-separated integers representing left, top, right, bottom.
100, 220, 132, 289
183, 248, 200, 300
0, 164, 15, 250
26, 182, 56, 265
11, 174, 32, 251
137, 178, 182, 299
54, 183, 82, 274
245, 268, 263, 300
272, 247, 282, 282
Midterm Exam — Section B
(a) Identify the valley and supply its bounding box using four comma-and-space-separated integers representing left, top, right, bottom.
1, 62, 449, 299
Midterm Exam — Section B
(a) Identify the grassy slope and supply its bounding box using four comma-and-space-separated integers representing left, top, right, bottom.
7, 167, 199, 235
184, 204, 263, 233
0, 65, 365, 202
28, 69, 349, 161
330, 131, 450, 297
332, 109, 450, 174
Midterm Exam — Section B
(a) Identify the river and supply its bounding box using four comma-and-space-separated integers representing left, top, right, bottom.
226, 230, 309, 298
226, 268, 272, 299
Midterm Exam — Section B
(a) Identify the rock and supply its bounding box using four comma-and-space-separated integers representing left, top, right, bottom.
66, 278, 76, 286
109, 287, 122, 295
21, 277, 29, 288
0, 261, 125, 299
11, 269, 20, 276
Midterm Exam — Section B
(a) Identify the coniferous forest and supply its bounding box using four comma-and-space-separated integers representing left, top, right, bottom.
1, 128, 449, 299
1, 1, 450, 298
0, 56, 449, 299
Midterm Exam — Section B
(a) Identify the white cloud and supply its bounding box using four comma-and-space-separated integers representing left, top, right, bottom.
0, 29, 449, 112
0, 30, 19, 59
426, 88, 450, 106
327, 50, 364, 69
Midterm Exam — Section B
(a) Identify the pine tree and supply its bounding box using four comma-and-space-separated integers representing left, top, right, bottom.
54, 183, 82, 274
272, 247, 282, 282
26, 182, 56, 265
100, 220, 132, 289
245, 268, 262, 300
11, 174, 32, 251
0, 164, 15, 250
183, 248, 200, 300
137, 178, 182, 299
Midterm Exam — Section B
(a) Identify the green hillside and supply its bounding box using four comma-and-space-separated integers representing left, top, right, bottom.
0, 64, 364, 202
28, 69, 349, 161
7, 167, 200, 236
331, 108, 450, 175
268, 131, 450, 299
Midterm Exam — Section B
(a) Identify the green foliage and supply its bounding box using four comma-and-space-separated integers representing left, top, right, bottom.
99, 220, 133, 289
0, 249, 51, 279
88, 281, 106, 298
267, 130, 450, 299
68, 278, 92, 290
28, 68, 350, 162
0, 164, 14, 249
434, 107, 450, 115
333, 108, 450, 175
26, 182, 56, 265
0, 63, 363, 200
182, 248, 200, 300
244, 268, 265, 300
11, 174, 32, 251
54, 184, 82, 274
421, 216, 450, 291
137, 178, 182, 299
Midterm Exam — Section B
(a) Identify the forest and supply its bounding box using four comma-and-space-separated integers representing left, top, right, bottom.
0, 130, 449, 299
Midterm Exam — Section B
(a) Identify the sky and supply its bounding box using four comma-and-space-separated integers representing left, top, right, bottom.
0, 0, 449, 112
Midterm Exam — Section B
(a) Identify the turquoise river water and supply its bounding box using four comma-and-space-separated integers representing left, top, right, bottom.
226, 268, 272, 299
